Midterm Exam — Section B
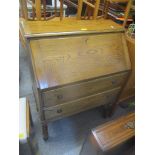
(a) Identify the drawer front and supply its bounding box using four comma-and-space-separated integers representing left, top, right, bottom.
44, 87, 120, 121
43, 72, 128, 107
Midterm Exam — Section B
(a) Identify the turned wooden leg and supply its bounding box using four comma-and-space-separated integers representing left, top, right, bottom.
107, 103, 114, 117
42, 123, 48, 141
102, 103, 113, 118
35, 101, 39, 112
32, 87, 39, 112
102, 104, 109, 118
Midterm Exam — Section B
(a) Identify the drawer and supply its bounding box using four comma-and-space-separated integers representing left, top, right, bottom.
43, 72, 128, 107
44, 87, 120, 121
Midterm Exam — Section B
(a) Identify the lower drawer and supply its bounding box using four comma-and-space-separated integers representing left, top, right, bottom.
44, 87, 120, 121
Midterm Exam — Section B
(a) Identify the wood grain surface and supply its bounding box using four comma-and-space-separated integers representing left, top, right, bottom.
19, 17, 124, 38
30, 33, 130, 90
92, 112, 135, 151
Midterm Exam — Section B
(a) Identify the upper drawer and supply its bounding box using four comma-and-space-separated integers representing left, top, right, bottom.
43, 72, 128, 107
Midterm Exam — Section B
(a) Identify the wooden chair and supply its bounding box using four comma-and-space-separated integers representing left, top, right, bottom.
76, 0, 133, 27
19, 0, 64, 20
103, 0, 133, 27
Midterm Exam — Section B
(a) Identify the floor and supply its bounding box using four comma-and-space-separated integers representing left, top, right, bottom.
19, 42, 134, 155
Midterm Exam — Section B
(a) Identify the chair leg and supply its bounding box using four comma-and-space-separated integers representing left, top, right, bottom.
104, 0, 110, 19
102, 103, 114, 118
77, 0, 83, 19
123, 0, 132, 27
60, 0, 64, 20
93, 0, 100, 19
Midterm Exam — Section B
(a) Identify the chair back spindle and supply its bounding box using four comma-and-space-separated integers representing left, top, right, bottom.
77, 0, 101, 19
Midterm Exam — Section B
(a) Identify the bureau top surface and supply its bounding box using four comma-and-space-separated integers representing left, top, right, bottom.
30, 33, 131, 90
20, 17, 124, 38
92, 112, 135, 151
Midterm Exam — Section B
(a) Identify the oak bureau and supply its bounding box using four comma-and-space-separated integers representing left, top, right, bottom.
20, 18, 131, 140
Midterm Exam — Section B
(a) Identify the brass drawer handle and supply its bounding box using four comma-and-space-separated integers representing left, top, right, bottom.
57, 109, 62, 113
57, 94, 63, 100
111, 80, 117, 85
